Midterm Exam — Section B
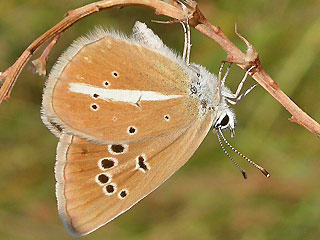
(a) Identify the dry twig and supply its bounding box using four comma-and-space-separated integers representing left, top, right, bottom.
32, 34, 61, 76
0, 0, 319, 138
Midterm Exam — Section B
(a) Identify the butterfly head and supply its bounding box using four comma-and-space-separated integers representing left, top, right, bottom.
213, 107, 236, 137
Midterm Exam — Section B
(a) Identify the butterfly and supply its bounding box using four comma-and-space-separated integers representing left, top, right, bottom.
41, 21, 265, 236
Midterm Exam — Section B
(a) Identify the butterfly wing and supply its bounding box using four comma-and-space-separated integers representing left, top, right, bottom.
42, 30, 199, 144
41, 114, 63, 137
56, 114, 213, 236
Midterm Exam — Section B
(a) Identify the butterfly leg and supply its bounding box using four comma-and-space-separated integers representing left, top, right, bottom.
180, 18, 191, 65
218, 61, 225, 84
220, 63, 232, 87
223, 65, 257, 104
226, 83, 258, 105
180, 22, 187, 63
217, 61, 232, 94
178, 0, 191, 65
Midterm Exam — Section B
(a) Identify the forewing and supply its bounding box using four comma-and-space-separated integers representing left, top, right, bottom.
43, 34, 199, 144
56, 114, 213, 236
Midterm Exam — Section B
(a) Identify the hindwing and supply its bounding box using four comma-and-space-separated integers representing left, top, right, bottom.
55, 114, 213, 236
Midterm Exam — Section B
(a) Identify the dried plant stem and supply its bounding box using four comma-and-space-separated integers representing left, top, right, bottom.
0, 0, 319, 138
192, 16, 320, 138
32, 34, 61, 76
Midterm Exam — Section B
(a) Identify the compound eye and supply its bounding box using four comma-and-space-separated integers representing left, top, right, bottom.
220, 114, 230, 127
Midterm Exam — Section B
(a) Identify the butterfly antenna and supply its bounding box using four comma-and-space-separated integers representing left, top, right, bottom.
218, 128, 270, 178
217, 131, 247, 179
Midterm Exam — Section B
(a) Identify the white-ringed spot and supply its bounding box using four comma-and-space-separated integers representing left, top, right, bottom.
164, 115, 170, 122
90, 103, 99, 111
103, 81, 110, 88
108, 144, 129, 155
127, 126, 137, 135
111, 71, 119, 78
92, 93, 99, 99
95, 173, 112, 186
98, 157, 118, 170
112, 117, 117, 122
104, 183, 117, 196
118, 189, 129, 199
135, 154, 150, 173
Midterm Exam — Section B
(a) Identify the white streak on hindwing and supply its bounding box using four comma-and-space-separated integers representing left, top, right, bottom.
69, 83, 183, 103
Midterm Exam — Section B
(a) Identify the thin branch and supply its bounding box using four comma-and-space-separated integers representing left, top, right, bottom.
32, 34, 61, 76
190, 6, 320, 138
0, 0, 319, 138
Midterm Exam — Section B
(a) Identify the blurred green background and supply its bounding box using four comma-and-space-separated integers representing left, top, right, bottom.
0, 0, 320, 239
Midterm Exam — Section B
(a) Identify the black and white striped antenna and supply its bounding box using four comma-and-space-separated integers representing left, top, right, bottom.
217, 128, 270, 179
